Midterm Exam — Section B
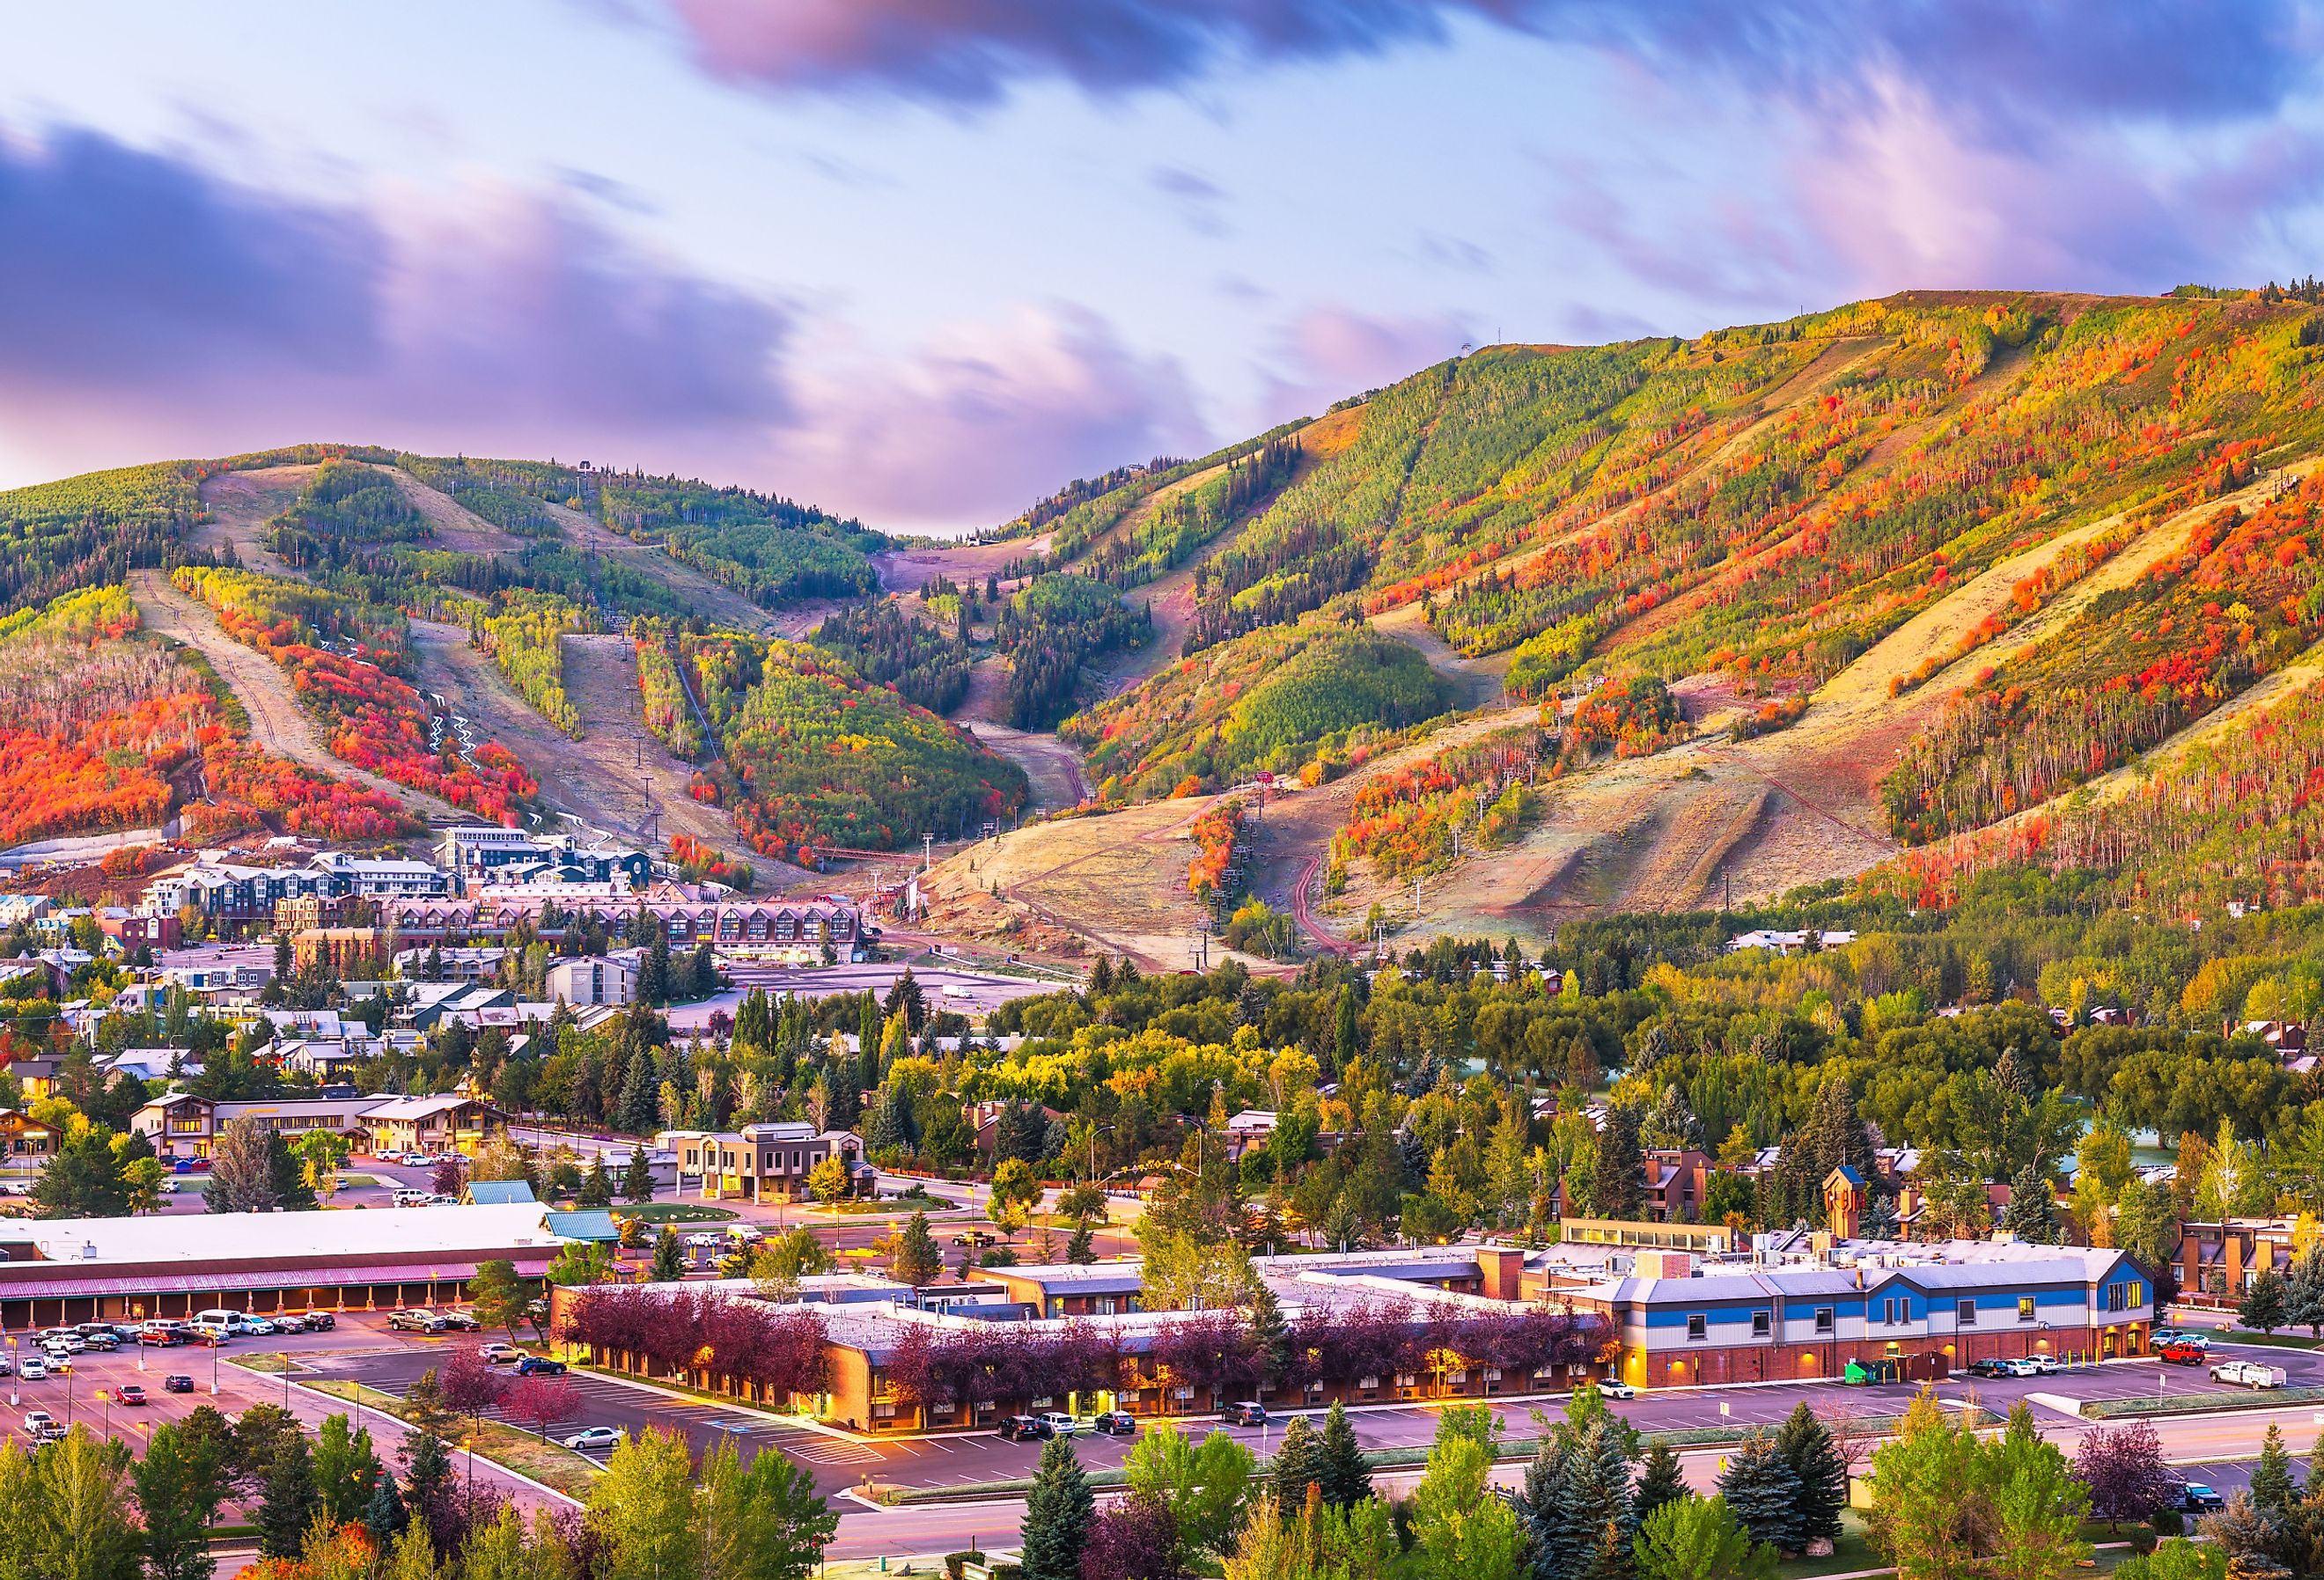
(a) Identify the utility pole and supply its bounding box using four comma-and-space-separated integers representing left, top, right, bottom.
922, 833, 934, 873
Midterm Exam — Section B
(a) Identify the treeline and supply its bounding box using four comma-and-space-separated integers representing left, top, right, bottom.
1085, 435, 1300, 590
810, 597, 974, 713
474, 592, 589, 738
0, 459, 214, 618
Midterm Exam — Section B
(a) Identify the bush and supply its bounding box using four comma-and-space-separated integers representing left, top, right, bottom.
945, 1552, 985, 1579
2152, 1510, 2182, 1538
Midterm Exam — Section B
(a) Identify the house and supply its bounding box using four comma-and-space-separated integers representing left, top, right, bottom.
1643, 1150, 1715, 1222
660, 1122, 865, 1202
131, 1094, 384, 1161
0, 895, 52, 928
0, 1109, 62, 1162
93, 908, 178, 952
544, 956, 636, 1007
292, 928, 392, 974
391, 946, 507, 984
966, 1100, 1065, 1161
97, 1048, 202, 1084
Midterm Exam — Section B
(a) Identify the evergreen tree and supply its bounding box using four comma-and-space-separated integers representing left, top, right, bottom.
1316, 1400, 1372, 1509
1065, 1224, 1097, 1264
1632, 1439, 1688, 1528
650, 1226, 684, 1282
1566, 1415, 1635, 1564
2243, 1270, 2290, 1335
401, 1429, 455, 1554
1858, 1192, 1900, 1241
363, 1471, 408, 1546
1515, 1434, 1579, 1580
2254, 1425, 2298, 1515
1717, 1434, 1805, 1555
580, 1152, 614, 1207
134, 1422, 226, 1580
1020, 1435, 1094, 1580
617, 1052, 658, 1135
621, 1146, 656, 1204
1248, 1283, 1291, 1387
257, 1434, 320, 1560
889, 1209, 944, 1286
1591, 1102, 1644, 1218
1272, 1417, 1324, 1514
1773, 1402, 1848, 1547
2000, 1165, 2063, 1245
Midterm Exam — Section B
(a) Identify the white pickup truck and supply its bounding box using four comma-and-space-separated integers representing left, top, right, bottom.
2210, 1358, 2289, 1389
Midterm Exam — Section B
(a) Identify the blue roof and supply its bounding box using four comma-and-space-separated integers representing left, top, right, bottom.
544, 1209, 621, 1242
465, 1181, 537, 1205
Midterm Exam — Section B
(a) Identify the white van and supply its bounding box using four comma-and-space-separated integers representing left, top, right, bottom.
190, 1309, 239, 1340
393, 1189, 432, 1208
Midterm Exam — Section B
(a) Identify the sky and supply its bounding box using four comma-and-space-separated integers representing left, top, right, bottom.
3, 2, 2323, 533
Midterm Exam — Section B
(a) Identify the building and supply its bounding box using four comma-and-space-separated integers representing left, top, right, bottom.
147, 855, 452, 934
545, 955, 636, 1007
360, 1095, 508, 1157
659, 1122, 866, 1202
0, 1203, 570, 1329
92, 908, 179, 952
391, 946, 507, 983
1643, 1149, 1715, 1222
1575, 1240, 2151, 1389
293, 928, 393, 974
0, 1109, 61, 1165
274, 893, 349, 934
438, 827, 652, 889
0, 895, 52, 928
386, 895, 867, 964
2174, 1217, 2307, 1303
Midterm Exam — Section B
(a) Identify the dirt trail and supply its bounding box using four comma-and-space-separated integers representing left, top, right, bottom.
1366, 603, 1510, 709
191, 467, 311, 577
381, 467, 526, 556
130, 570, 465, 823
533, 500, 784, 636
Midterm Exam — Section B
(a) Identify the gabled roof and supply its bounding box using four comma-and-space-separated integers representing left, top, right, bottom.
465, 1181, 537, 1206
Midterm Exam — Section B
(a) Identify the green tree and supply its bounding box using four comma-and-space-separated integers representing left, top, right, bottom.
1773, 1402, 1848, 1549
621, 1147, 656, 1204
1315, 1400, 1371, 1509
695, 1436, 838, 1580
1020, 1436, 1095, 1580
33, 1125, 130, 1219
886, 1210, 944, 1287
2242, 1271, 2289, 1335
989, 1157, 1043, 1240
1409, 1432, 1525, 1580
1979, 1402, 2090, 1580
2252, 1425, 2297, 1516
1635, 1439, 1690, 1529
2000, 1165, 2063, 1246
1633, 1495, 1777, 1580
468, 1259, 533, 1334
1124, 1423, 1255, 1562
1270, 1417, 1324, 1515
132, 1422, 225, 1580
1717, 1434, 1803, 1557
1866, 1393, 1981, 1580
580, 1153, 614, 1207
650, 1226, 684, 1282
313, 1412, 381, 1527
747, 1227, 835, 1303
806, 1155, 850, 1206
4, 1426, 142, 1580
256, 1433, 320, 1560
588, 1427, 696, 1580
546, 1240, 615, 1287
1248, 1282, 1291, 1388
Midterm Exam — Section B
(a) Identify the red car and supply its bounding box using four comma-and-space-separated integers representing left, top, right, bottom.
114, 1385, 147, 1407
2159, 1341, 2207, 1365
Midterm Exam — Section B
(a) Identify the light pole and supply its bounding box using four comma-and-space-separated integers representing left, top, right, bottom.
210, 1340, 220, 1398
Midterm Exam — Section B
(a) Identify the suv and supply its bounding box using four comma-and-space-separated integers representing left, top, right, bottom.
227, 1315, 276, 1337
1220, 1401, 1268, 1427
2158, 1340, 2207, 1366
437, 1311, 480, 1332
480, 1342, 525, 1364
1092, 1412, 1137, 1436
513, 1356, 567, 1377
1038, 1411, 1082, 1438
2174, 1481, 2226, 1512
1965, 1358, 2014, 1378
999, 1415, 1053, 1442
389, 1309, 447, 1333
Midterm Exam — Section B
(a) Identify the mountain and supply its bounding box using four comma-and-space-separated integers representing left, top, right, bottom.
908, 285, 2324, 960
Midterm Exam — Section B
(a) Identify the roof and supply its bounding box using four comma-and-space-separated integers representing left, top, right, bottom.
542, 1209, 621, 1242
0, 1202, 567, 1270
464, 1181, 538, 1206
363, 1095, 492, 1122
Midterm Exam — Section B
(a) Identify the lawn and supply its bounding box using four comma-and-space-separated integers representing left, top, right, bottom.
614, 1202, 738, 1224
301, 1377, 603, 1499
1775, 1514, 1882, 1577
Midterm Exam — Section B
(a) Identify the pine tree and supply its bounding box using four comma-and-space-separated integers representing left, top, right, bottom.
363, 1469, 408, 1546
2242, 1271, 2290, 1335
1591, 1102, 1644, 1218
2254, 1425, 2297, 1515
1633, 1438, 1688, 1527
2001, 1165, 2063, 1245
1515, 1434, 1579, 1580
1019, 1435, 1094, 1580
257, 1434, 320, 1559
1065, 1224, 1096, 1264
1249, 1283, 1291, 1388
401, 1429, 454, 1552
889, 1209, 944, 1287
1316, 1400, 1372, 1508
580, 1152, 614, 1207
1272, 1417, 1324, 1514
621, 1146, 655, 1204
1774, 1401, 1848, 1547
650, 1226, 684, 1282
1717, 1433, 1805, 1555
1859, 1192, 1900, 1241
1566, 1415, 1635, 1562
617, 1052, 658, 1135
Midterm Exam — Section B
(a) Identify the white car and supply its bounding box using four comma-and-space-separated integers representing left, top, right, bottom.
21, 1410, 53, 1433
229, 1316, 276, 1336
1597, 1382, 1637, 1400
1038, 1412, 1082, 1437
18, 1360, 47, 1381
563, 1427, 622, 1452
479, 1342, 526, 1364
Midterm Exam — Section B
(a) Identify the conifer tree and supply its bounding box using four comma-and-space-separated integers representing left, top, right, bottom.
257, 1435, 320, 1560
1272, 1417, 1324, 1514
621, 1145, 655, 1204
1066, 1224, 1097, 1264
1019, 1436, 1094, 1580
1633, 1438, 1689, 1528
2000, 1165, 2063, 1245
1316, 1400, 1372, 1509
1248, 1283, 1291, 1387
2254, 1425, 2297, 1515
1773, 1401, 1848, 1547
1717, 1434, 1805, 1556
650, 1225, 683, 1282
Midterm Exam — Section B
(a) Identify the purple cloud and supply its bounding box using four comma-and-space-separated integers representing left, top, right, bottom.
636, 0, 2318, 129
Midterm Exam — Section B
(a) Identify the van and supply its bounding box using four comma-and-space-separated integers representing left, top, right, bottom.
393, 1189, 431, 1208
190, 1310, 238, 1339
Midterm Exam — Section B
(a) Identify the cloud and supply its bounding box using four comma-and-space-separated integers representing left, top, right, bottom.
1149, 164, 1231, 238
632, 0, 2321, 130
1252, 303, 1472, 420
770, 304, 1210, 529
0, 125, 794, 474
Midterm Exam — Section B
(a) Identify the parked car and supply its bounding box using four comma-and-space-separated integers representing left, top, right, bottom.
952, 1231, 995, 1248
162, 1375, 195, 1394
513, 1357, 567, 1377
137, 1327, 182, 1348
2210, 1359, 2288, 1389
18, 1360, 47, 1381
2175, 1481, 2226, 1512
1092, 1412, 1137, 1436
1220, 1401, 1268, 1427
1965, 1358, 2015, 1378
21, 1410, 54, 1435
0, 1356, 11, 1378
114, 1385, 147, 1407
2019, 1355, 2063, 1375
37, 1332, 83, 1353
998, 1415, 1053, 1442
2158, 1340, 2208, 1365
480, 1342, 525, 1364
388, 1310, 448, 1333
303, 1312, 336, 1331
563, 1427, 622, 1452
1038, 1412, 1082, 1438
81, 1333, 118, 1352
438, 1312, 480, 1332
228, 1316, 276, 1337
1598, 1382, 1637, 1400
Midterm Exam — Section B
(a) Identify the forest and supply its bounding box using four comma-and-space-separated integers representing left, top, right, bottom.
0, 459, 214, 619
997, 573, 1151, 729
810, 597, 974, 714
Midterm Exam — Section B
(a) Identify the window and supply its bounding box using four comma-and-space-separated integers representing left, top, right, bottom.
2019, 1297, 2036, 1323
1173, 1385, 1195, 1400
2106, 1282, 2131, 1313
1752, 1311, 1771, 1337
1395, 1372, 1417, 1388
1882, 1297, 1901, 1325
1358, 1375, 1379, 1391
1957, 1299, 1978, 1326
872, 1403, 897, 1419
1687, 1314, 1707, 1342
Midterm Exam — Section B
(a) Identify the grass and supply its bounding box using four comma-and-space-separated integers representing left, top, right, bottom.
2083, 1383, 2324, 1418
2207, 1327, 2324, 1349
300, 1377, 602, 1499
1775, 1513, 1882, 1577
613, 1202, 737, 1224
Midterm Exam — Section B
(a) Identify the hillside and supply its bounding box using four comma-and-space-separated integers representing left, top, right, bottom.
858, 285, 2324, 958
